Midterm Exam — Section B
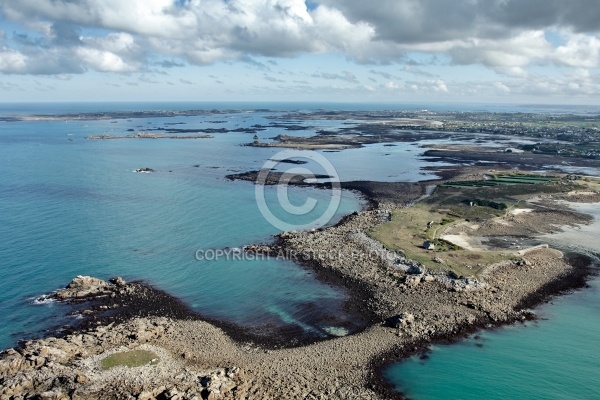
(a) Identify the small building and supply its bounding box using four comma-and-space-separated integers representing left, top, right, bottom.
423, 241, 435, 250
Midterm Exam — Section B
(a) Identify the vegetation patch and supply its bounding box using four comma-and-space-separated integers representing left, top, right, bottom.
440, 173, 558, 188
367, 205, 514, 277
101, 350, 159, 370
462, 198, 508, 210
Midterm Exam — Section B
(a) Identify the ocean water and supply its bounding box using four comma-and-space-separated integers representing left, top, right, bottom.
0, 108, 371, 348
1, 102, 599, 399
385, 274, 600, 400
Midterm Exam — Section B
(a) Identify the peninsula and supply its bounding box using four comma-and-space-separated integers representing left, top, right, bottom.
2, 166, 598, 400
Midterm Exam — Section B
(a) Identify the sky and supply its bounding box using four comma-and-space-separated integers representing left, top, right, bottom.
1, 0, 600, 104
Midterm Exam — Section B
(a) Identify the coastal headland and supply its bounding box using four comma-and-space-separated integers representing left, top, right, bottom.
2, 166, 599, 400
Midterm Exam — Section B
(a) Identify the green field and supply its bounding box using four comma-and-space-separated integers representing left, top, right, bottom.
441, 174, 558, 188
367, 204, 515, 277
101, 350, 159, 370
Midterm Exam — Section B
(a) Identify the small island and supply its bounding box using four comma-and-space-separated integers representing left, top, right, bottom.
86, 132, 213, 140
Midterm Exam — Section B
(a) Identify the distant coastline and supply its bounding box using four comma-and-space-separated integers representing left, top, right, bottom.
86, 132, 213, 140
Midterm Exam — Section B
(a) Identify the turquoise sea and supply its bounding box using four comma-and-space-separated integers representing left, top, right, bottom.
386, 275, 600, 400
0, 102, 599, 399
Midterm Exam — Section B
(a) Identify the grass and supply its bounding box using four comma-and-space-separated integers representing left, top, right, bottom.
367, 175, 599, 277
101, 350, 159, 370
440, 173, 558, 188
367, 205, 516, 277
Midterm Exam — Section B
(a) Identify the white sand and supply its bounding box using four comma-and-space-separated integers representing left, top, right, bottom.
510, 208, 534, 216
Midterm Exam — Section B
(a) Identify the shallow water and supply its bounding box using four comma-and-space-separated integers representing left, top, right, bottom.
541, 201, 600, 255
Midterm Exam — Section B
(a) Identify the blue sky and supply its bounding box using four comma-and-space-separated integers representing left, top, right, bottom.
1, 0, 600, 104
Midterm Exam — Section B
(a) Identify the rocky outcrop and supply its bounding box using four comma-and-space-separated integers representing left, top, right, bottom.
51, 275, 115, 300
0, 318, 241, 400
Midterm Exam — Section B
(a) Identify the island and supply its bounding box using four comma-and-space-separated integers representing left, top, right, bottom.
86, 132, 213, 140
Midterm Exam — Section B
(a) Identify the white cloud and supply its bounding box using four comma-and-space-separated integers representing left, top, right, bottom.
493, 66, 529, 78
447, 31, 551, 68
75, 48, 137, 72
2, 0, 600, 72
311, 70, 359, 83
553, 33, 600, 67
0, 49, 27, 73
432, 79, 449, 93
1, 0, 600, 104
493, 81, 511, 93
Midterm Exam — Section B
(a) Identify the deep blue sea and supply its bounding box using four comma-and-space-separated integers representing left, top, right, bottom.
0, 102, 598, 399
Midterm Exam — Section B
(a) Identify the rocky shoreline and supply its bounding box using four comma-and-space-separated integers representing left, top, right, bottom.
1, 251, 595, 400
2, 174, 599, 399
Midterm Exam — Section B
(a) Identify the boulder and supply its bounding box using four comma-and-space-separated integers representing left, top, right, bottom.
53, 276, 111, 300
404, 275, 421, 286
407, 265, 423, 275
109, 276, 126, 287
387, 312, 415, 328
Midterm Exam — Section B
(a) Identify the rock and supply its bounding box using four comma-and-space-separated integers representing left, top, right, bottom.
53, 276, 111, 300
225, 367, 239, 378
137, 390, 154, 400
67, 276, 107, 290
388, 312, 415, 329
110, 276, 127, 287
404, 275, 421, 286
407, 265, 423, 275
401, 313, 415, 325
37, 347, 49, 358
0, 351, 25, 375
422, 241, 435, 250
448, 271, 460, 279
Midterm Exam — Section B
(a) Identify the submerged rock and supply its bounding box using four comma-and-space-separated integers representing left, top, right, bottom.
134, 167, 154, 173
